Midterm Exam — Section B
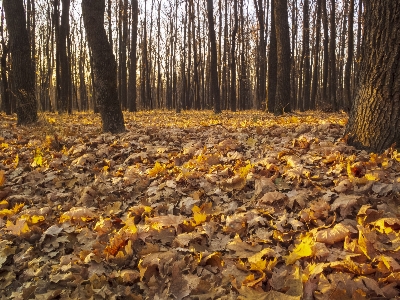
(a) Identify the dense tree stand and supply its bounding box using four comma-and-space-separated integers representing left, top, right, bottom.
345, 0, 400, 153
82, 0, 125, 134
3, 0, 38, 125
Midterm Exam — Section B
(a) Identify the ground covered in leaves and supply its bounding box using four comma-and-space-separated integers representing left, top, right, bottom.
1, 110, 400, 300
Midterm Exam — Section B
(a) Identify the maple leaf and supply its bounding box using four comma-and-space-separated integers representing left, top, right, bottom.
31, 148, 44, 167
6, 218, 30, 235
148, 161, 166, 177
192, 205, 207, 225
284, 232, 315, 265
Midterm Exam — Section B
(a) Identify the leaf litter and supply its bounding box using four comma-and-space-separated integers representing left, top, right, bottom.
0, 110, 400, 299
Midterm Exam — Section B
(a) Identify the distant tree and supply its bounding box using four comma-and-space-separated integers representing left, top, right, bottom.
231, 0, 238, 112
254, 0, 266, 110
206, 0, 221, 114
345, 1, 400, 153
82, 0, 125, 133
329, 0, 337, 110
59, 0, 71, 113
321, 0, 329, 108
310, 0, 321, 109
128, 0, 138, 112
267, 0, 277, 113
0, 9, 11, 115
344, 0, 354, 112
3, 0, 38, 125
301, 0, 310, 111
274, 0, 291, 115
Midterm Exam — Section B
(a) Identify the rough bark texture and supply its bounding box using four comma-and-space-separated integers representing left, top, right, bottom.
267, 0, 277, 113
345, 0, 400, 153
59, 0, 70, 113
302, 0, 310, 111
231, 0, 238, 112
274, 0, 291, 115
310, 0, 321, 109
3, 0, 38, 125
207, 0, 221, 114
82, 0, 125, 133
128, 0, 138, 112
344, 0, 354, 112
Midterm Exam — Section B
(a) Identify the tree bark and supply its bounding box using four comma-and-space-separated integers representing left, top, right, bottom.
345, 0, 400, 153
310, 0, 321, 110
267, 0, 277, 113
321, 0, 329, 108
254, 0, 266, 111
3, 0, 38, 125
128, 0, 138, 112
231, 0, 238, 112
206, 0, 221, 114
59, 0, 71, 113
274, 0, 291, 115
329, 0, 337, 110
302, 0, 310, 111
344, 0, 354, 112
82, 0, 125, 133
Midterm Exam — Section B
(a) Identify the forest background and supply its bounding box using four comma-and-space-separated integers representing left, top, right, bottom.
0, 0, 360, 115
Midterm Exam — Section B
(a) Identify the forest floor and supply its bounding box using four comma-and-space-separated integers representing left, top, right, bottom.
0, 110, 400, 300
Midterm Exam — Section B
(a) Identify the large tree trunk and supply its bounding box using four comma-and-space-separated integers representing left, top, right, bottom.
3, 0, 38, 125
206, 0, 221, 114
345, 1, 400, 153
274, 0, 291, 115
82, 0, 125, 133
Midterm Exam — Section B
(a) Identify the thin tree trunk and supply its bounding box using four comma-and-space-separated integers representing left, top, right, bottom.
207, 0, 221, 114
310, 0, 321, 109
329, 0, 337, 110
344, 0, 354, 112
231, 0, 238, 112
267, 0, 277, 113
302, 0, 310, 111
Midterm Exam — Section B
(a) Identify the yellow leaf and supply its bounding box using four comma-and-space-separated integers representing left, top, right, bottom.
148, 162, 165, 177
236, 163, 253, 179
14, 154, 19, 168
0, 209, 13, 218
285, 232, 314, 265
365, 173, 379, 181
6, 219, 30, 235
31, 215, 45, 224
123, 217, 137, 234
31, 148, 43, 167
0, 203, 26, 219
0, 170, 5, 186
192, 205, 207, 225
